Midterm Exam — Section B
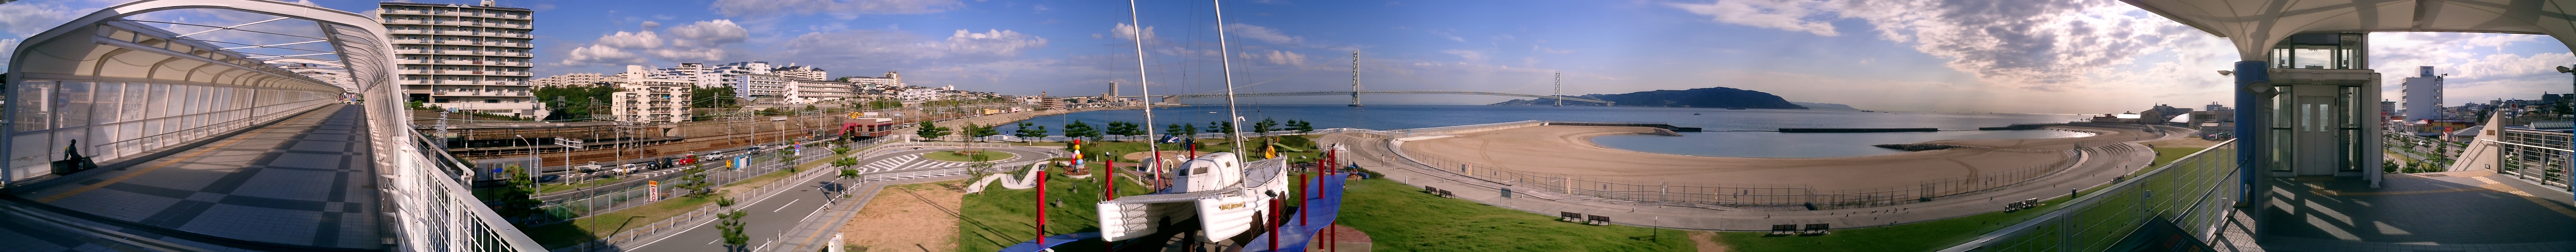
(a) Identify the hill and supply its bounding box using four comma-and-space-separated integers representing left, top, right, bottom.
1488, 87, 1808, 109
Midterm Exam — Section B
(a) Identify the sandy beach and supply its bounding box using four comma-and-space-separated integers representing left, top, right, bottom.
1398, 125, 2162, 190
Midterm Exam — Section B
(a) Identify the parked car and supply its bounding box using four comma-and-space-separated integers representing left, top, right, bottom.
539, 174, 561, 183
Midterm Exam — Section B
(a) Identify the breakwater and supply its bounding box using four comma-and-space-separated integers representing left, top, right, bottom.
1779, 127, 1939, 133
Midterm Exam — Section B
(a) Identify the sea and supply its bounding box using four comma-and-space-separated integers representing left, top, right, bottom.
994, 105, 2093, 158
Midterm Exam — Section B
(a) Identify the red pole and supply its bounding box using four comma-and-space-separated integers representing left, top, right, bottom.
1300, 173, 1309, 227
1329, 220, 1338, 252
1106, 157, 1116, 200
1037, 162, 1048, 245
1269, 198, 1280, 252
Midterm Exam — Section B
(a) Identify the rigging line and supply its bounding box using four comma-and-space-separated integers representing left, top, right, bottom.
117, 19, 330, 41
178, 17, 292, 37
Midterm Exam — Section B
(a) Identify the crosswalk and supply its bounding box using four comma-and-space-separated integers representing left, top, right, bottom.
854, 155, 926, 173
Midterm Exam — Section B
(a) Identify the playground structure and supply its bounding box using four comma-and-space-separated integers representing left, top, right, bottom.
997, 146, 1355, 252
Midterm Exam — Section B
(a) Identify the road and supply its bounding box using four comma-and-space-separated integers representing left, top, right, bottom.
624, 146, 1051, 252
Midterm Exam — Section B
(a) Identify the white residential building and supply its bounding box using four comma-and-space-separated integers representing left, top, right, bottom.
610, 65, 693, 123
847, 71, 903, 89
785, 78, 852, 103
380, 1, 543, 118
532, 73, 609, 87
898, 88, 946, 101
774, 64, 827, 80
2402, 66, 2444, 120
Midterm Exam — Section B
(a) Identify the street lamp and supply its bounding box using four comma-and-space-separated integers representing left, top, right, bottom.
517, 134, 533, 191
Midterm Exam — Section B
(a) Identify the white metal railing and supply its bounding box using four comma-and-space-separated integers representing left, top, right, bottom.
1940, 140, 2239, 252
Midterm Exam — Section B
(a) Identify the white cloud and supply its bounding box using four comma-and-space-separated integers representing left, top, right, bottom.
1227, 23, 1304, 45
560, 19, 750, 66
0, 39, 18, 71
1665, 0, 2212, 92
941, 29, 1048, 57
1667, 0, 1838, 37
1531, 45, 1573, 54
1113, 23, 1157, 42
665, 19, 750, 48
712, 0, 964, 19
640, 21, 662, 30
1239, 50, 1308, 66
1443, 49, 1483, 62
564, 44, 648, 66
1, 2, 84, 35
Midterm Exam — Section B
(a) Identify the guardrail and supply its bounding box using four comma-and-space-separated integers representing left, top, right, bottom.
529, 139, 871, 223
1940, 139, 2239, 252
395, 117, 547, 252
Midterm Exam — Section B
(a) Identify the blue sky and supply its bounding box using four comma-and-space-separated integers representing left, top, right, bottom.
5, 0, 2573, 114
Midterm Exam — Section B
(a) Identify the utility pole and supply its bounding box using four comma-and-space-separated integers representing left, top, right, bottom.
1554, 72, 1563, 107
1349, 50, 1363, 107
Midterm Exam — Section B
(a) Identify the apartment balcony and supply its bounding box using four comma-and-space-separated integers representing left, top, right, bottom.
385, 9, 429, 15
389, 29, 427, 35
386, 19, 428, 25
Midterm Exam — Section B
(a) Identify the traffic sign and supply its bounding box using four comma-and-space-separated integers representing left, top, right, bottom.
556, 137, 584, 149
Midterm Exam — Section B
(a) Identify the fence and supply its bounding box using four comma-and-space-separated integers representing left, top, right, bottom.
1940, 140, 2239, 252
549, 147, 856, 252
528, 137, 894, 224
1368, 130, 2108, 210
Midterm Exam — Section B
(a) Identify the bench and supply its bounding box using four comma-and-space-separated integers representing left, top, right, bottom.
1560, 212, 1584, 223
1585, 215, 1611, 226
1804, 223, 1832, 234
1771, 224, 1799, 235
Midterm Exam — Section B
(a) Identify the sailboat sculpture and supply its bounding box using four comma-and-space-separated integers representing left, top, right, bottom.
1094, 0, 1291, 244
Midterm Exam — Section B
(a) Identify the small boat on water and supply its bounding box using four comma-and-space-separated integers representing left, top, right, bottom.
1859, 110, 1875, 112
1692, 113, 1701, 116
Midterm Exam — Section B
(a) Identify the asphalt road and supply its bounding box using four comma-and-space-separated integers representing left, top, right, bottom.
625, 146, 1051, 252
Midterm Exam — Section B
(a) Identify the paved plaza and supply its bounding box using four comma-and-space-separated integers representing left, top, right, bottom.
2212, 171, 2576, 252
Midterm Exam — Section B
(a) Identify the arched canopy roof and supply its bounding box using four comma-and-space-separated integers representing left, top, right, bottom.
2121, 0, 2576, 61
7, 0, 394, 93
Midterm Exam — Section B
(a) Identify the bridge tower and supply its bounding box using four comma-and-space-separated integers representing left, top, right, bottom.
1553, 72, 1563, 107
1349, 50, 1363, 107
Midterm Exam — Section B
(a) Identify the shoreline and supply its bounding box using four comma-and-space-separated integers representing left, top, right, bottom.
1397, 125, 2160, 190
1575, 128, 2100, 159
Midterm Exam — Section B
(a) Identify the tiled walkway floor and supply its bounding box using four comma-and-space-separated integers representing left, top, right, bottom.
2211, 172, 2576, 252
5, 104, 379, 250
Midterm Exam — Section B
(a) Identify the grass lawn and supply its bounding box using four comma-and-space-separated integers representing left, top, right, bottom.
1340, 178, 1692, 251
2148, 147, 2204, 168
954, 165, 1156, 252
926, 150, 1017, 162
1715, 145, 2236, 252
525, 195, 716, 248
1714, 195, 2078, 252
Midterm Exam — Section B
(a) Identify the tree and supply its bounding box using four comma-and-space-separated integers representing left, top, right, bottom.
1252, 117, 1279, 135
534, 85, 624, 120
1105, 121, 1143, 140
716, 197, 749, 248
692, 86, 740, 108
1013, 122, 1050, 140
492, 165, 543, 223
915, 121, 951, 141
674, 167, 715, 198
1064, 120, 1101, 140
1208, 121, 1235, 135
965, 123, 1002, 142
833, 156, 861, 197
1288, 120, 1314, 134
831, 145, 853, 156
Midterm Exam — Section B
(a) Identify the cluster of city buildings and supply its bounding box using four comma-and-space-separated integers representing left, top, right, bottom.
380, 1, 1133, 124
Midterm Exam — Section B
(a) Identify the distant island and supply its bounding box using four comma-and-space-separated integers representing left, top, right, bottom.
1792, 102, 1861, 110
1488, 87, 1809, 109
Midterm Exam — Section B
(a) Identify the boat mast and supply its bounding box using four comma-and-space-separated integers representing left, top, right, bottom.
1126, 0, 1161, 180
1213, 0, 1246, 155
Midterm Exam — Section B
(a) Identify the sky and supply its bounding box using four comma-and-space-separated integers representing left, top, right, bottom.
4, 0, 2574, 114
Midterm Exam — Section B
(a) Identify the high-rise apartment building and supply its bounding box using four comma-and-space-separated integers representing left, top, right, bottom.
2402, 66, 2444, 120
611, 66, 692, 123
380, 0, 542, 118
